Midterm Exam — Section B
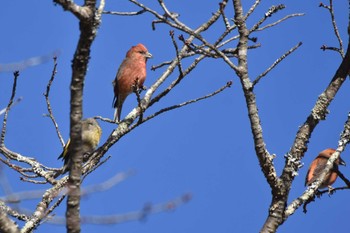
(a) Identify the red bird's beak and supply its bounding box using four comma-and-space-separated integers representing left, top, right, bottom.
145, 52, 152, 58
339, 157, 346, 166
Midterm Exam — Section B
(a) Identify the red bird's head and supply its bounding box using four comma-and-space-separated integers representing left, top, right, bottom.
318, 148, 346, 166
126, 43, 152, 61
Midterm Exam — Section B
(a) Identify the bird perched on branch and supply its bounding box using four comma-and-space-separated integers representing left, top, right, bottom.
305, 148, 346, 190
112, 43, 152, 122
58, 118, 102, 174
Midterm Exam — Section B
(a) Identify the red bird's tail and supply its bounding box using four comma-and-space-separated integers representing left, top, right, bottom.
113, 106, 122, 123
113, 97, 124, 123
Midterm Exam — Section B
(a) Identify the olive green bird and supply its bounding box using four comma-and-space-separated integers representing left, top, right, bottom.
58, 118, 102, 174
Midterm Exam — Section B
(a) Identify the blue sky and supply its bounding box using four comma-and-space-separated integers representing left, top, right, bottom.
0, 1, 349, 232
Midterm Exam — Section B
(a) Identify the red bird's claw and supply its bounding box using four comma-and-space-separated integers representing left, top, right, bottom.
315, 190, 322, 198
137, 85, 147, 94
327, 186, 335, 195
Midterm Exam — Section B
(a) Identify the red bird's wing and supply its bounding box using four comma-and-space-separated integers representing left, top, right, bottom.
305, 158, 326, 186
112, 58, 129, 108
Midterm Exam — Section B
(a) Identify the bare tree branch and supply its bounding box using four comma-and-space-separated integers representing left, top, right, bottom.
232, 0, 281, 194
103, 9, 146, 16
53, 0, 105, 232
0, 200, 29, 222
255, 13, 305, 32
1, 71, 19, 146
132, 81, 233, 129
320, 0, 344, 57
252, 42, 302, 87
21, 177, 68, 233
0, 210, 20, 233
244, 0, 261, 20
43, 57, 65, 147
169, 31, 184, 78
53, 0, 91, 20
250, 4, 286, 32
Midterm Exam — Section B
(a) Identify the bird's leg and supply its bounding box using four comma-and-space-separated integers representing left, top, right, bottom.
327, 185, 335, 195
139, 85, 147, 92
132, 77, 147, 93
315, 190, 322, 198
132, 78, 144, 123
132, 78, 140, 92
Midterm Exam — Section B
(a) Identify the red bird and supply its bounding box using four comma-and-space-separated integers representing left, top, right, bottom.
305, 148, 346, 189
112, 44, 152, 122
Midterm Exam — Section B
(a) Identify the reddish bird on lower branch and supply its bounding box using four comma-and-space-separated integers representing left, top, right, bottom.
112, 43, 152, 122
305, 148, 346, 189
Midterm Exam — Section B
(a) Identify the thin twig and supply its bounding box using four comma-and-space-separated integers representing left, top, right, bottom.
134, 81, 232, 128
169, 31, 184, 78
151, 61, 172, 71
254, 13, 305, 32
43, 194, 66, 223
252, 42, 302, 87
83, 155, 112, 178
250, 4, 286, 32
336, 169, 350, 187
129, 0, 239, 72
244, 0, 261, 20
152, 12, 180, 30
43, 57, 65, 147
94, 116, 115, 124
0, 147, 57, 185
219, 2, 230, 29
149, 55, 206, 108
320, 44, 342, 53
320, 1, 344, 57
0, 71, 19, 146
102, 9, 146, 16
218, 35, 240, 48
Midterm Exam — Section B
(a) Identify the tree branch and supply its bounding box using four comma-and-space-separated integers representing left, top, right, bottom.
102, 9, 146, 16
252, 42, 302, 87
53, 0, 106, 232
320, 1, 344, 57
0, 210, 20, 233
233, 0, 281, 193
0, 71, 19, 147
261, 33, 350, 233
43, 57, 65, 147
